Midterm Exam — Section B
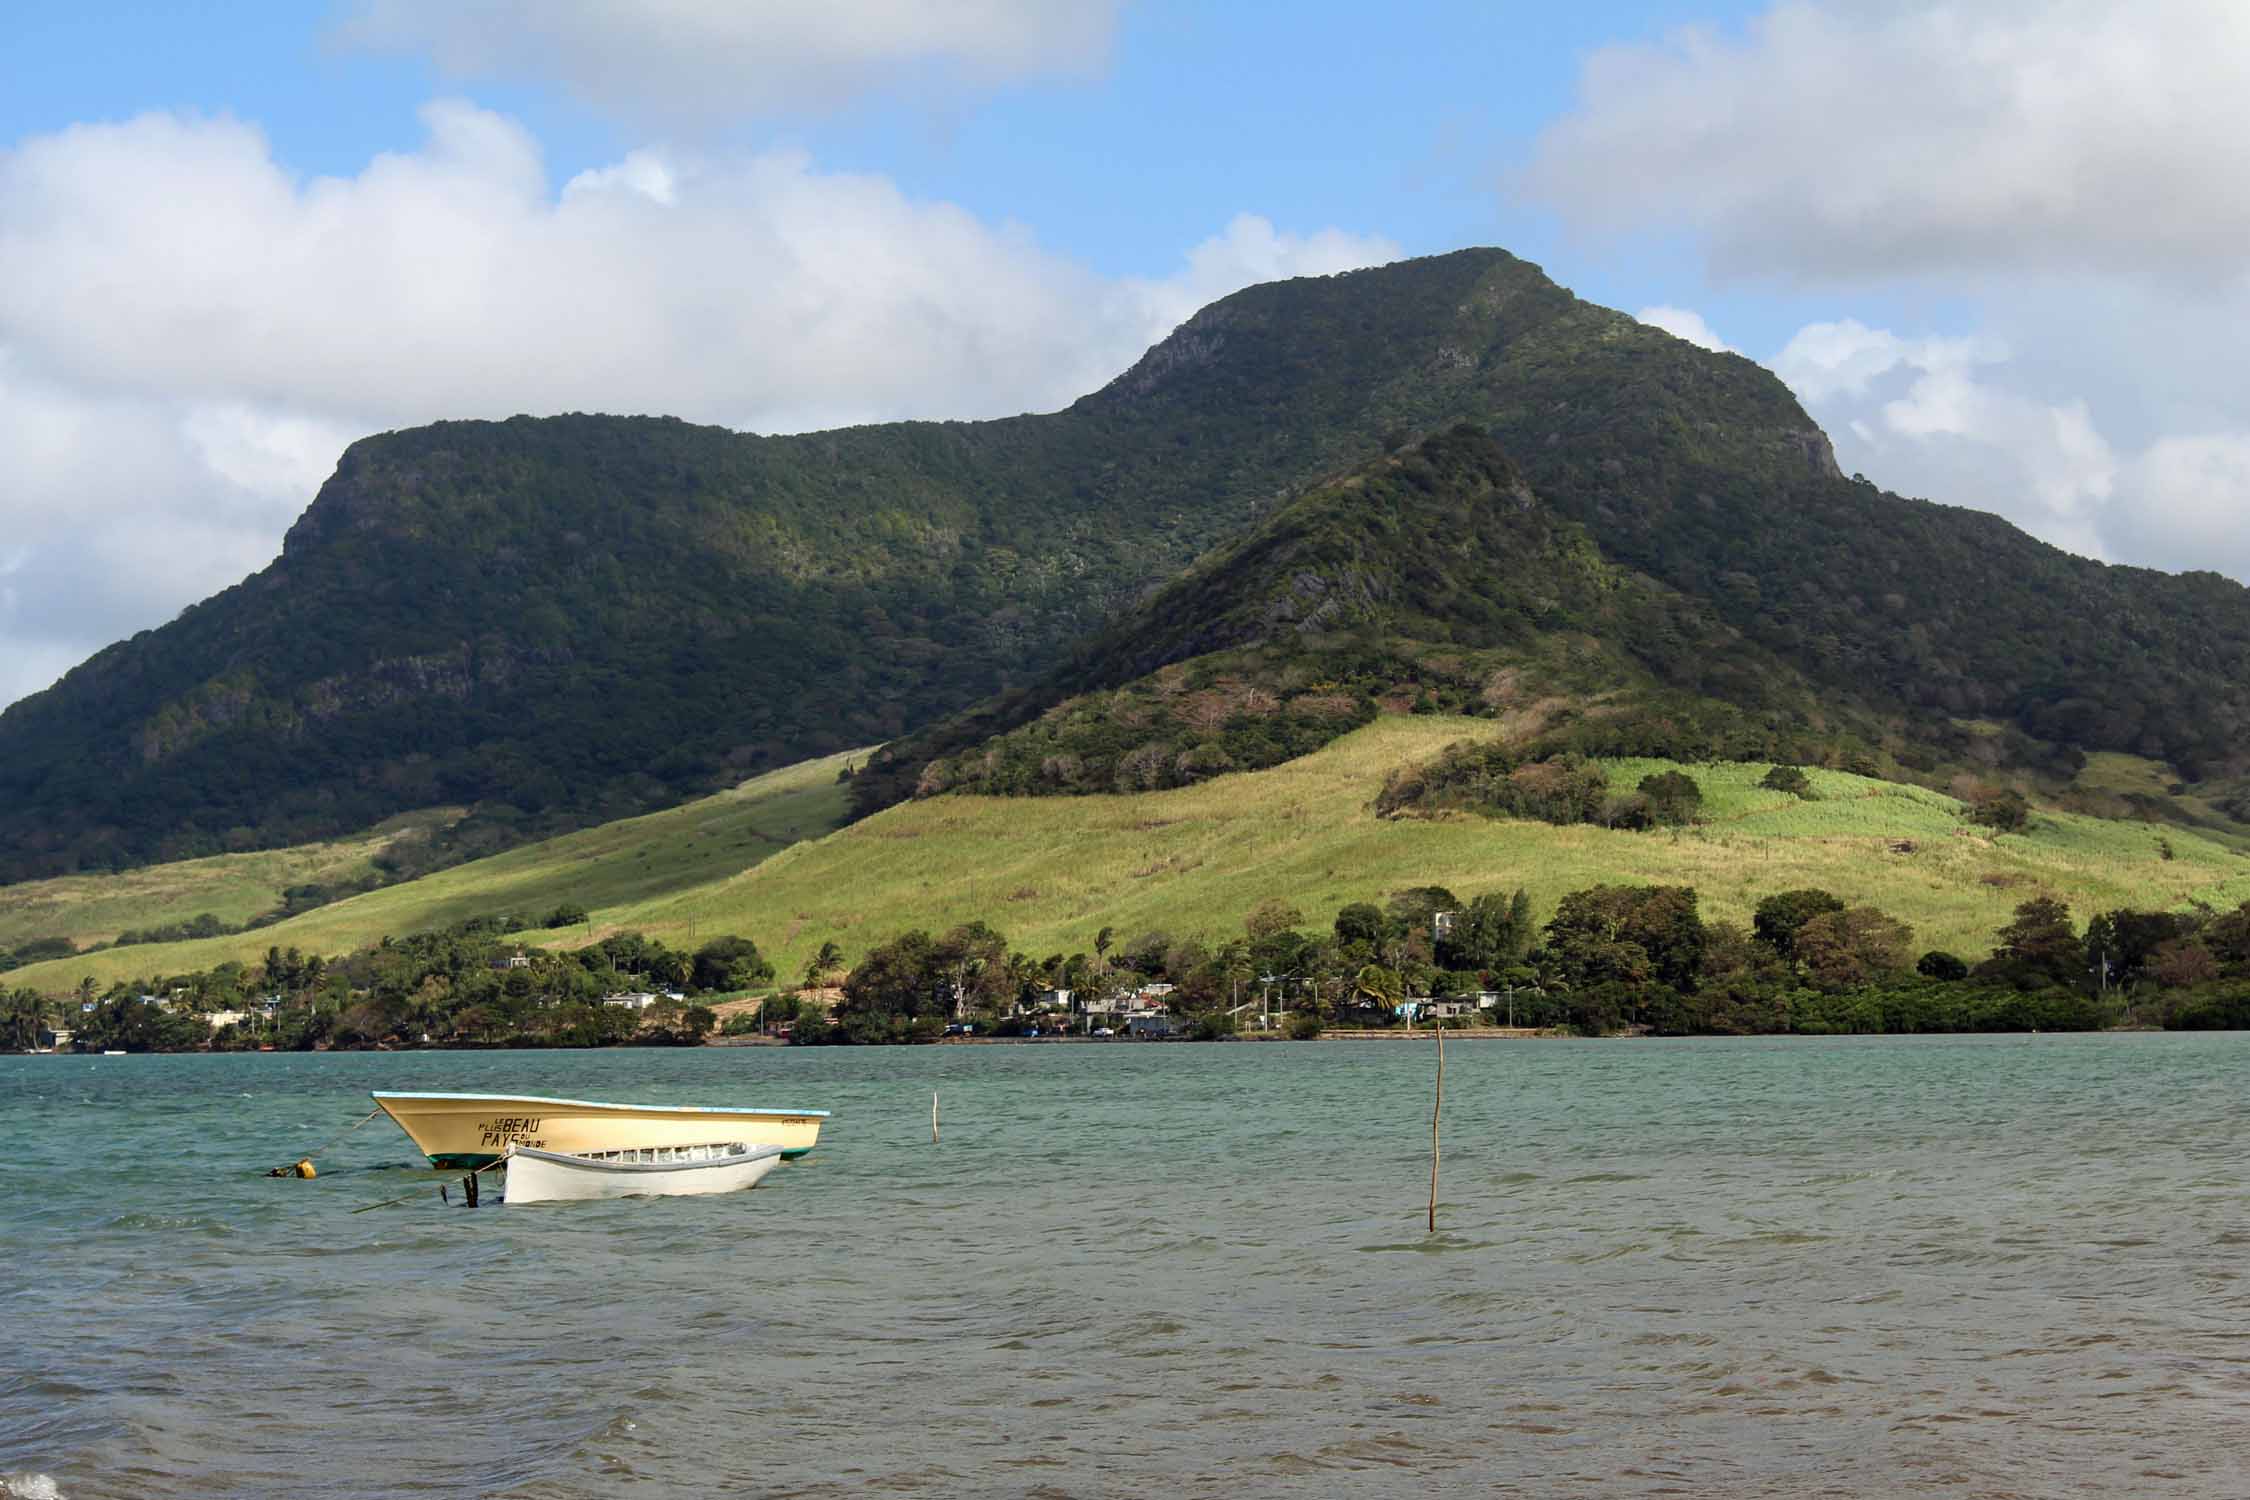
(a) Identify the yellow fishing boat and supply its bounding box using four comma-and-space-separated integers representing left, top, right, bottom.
370, 1091, 828, 1168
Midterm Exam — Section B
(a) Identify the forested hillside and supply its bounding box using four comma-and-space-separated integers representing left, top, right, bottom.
857, 426, 1898, 809
6, 246, 2249, 881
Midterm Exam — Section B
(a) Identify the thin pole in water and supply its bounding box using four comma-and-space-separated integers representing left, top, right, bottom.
1428, 1023, 1444, 1233
932, 1090, 940, 1145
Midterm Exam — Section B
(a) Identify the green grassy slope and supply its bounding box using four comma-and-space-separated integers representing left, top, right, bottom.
8, 749, 860, 991
16, 722, 2245, 998
638, 725, 2248, 976
0, 808, 459, 953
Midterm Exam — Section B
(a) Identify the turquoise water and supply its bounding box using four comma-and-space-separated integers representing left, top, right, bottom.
4, 1035, 2246, 1498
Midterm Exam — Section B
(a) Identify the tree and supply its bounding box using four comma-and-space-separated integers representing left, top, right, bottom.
1916, 950, 1969, 981
1444, 888, 1533, 970
691, 936, 775, 994
1753, 889, 1846, 957
1, 988, 52, 1050
1966, 787, 2031, 833
1244, 898, 1305, 942
1352, 963, 1403, 1014
1385, 886, 1461, 940
840, 930, 943, 1020
543, 902, 590, 929
801, 940, 844, 989
2084, 909, 2187, 989
1334, 902, 1389, 947
1636, 770, 1703, 826
1794, 907, 1913, 992
1986, 897, 2078, 985
2203, 902, 2250, 969
2152, 937, 2220, 989
936, 922, 1013, 1013
1544, 884, 1707, 993
1759, 764, 1814, 798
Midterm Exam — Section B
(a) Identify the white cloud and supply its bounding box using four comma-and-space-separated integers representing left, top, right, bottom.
1527, 0, 2250, 285
1633, 305, 1733, 353
2120, 434, 2250, 577
1527, 1, 2250, 588
332, 0, 1122, 124
1767, 314, 2250, 570
0, 102, 1396, 708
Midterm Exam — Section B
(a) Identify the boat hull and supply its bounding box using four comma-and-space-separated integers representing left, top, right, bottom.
502, 1142, 787, 1204
370, 1091, 827, 1168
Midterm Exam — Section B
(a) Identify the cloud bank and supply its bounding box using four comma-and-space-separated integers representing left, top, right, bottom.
0, 102, 1395, 708
1529, 0, 2250, 285
1531, 0, 2250, 585
332, 0, 1122, 124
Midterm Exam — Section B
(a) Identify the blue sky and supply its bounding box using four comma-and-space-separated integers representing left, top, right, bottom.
1, 3, 1772, 314
2, 1, 2247, 707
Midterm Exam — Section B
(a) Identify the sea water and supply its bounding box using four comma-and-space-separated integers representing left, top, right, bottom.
3, 1035, 2246, 1498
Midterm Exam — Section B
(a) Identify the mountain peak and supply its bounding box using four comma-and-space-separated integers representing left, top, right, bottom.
6, 246, 2249, 882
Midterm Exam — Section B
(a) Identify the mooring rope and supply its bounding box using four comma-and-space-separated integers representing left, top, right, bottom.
267, 1107, 383, 1176
349, 1155, 507, 1215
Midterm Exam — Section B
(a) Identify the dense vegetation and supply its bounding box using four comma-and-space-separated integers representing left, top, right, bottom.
2, 920, 777, 1053
1374, 741, 1717, 828
11, 247, 2250, 884
863, 427, 1890, 806
806, 877, 2250, 1042
21, 876, 2246, 1054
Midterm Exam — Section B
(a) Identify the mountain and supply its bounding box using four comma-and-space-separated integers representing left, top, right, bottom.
6, 247, 2250, 881
854, 424, 1898, 810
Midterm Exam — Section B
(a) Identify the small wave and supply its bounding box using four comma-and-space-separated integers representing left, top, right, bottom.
3, 1474, 65, 1500
102, 1213, 232, 1237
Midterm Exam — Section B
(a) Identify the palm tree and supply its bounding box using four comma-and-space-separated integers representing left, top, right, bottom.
1353, 963, 1404, 1024
2, 989, 53, 1050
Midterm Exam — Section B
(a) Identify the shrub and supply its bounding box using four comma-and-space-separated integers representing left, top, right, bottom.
1759, 764, 1814, 798
1966, 787, 2031, 833
1916, 950, 1969, 981
1187, 1009, 1238, 1040
1287, 1011, 1324, 1040
543, 903, 589, 928
1636, 770, 1703, 825
1754, 889, 1845, 956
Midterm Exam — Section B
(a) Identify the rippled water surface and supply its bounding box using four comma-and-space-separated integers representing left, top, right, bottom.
4, 1035, 2247, 1498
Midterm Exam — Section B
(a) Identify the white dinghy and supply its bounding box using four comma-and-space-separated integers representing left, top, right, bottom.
501, 1141, 787, 1205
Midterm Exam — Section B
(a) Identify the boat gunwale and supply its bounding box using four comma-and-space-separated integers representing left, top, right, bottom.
370, 1090, 828, 1118
506, 1143, 788, 1175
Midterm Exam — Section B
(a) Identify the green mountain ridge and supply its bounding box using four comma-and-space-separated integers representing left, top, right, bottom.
5, 246, 2250, 882
861, 425, 1899, 807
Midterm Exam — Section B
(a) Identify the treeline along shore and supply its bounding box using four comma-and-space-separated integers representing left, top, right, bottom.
9, 874, 2250, 1054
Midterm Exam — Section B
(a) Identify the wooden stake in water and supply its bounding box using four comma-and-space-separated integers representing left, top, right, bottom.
932, 1090, 940, 1145
1428, 1024, 1444, 1233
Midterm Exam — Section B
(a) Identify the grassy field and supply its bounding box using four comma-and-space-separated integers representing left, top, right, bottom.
7, 750, 861, 990
2068, 751, 2250, 849
12, 719, 2247, 993
0, 808, 461, 953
